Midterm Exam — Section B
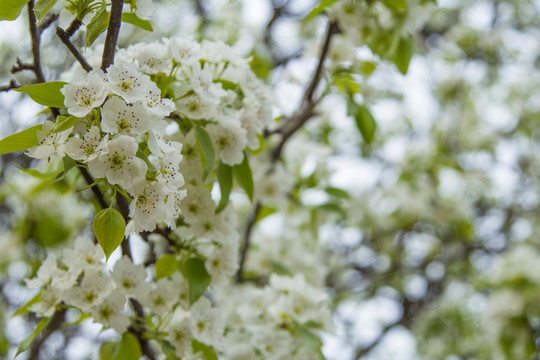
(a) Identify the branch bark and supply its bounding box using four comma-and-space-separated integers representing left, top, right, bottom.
101, 0, 124, 71
56, 27, 93, 72
27, 0, 46, 83
236, 20, 339, 282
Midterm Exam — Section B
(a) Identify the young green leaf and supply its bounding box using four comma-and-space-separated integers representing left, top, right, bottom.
191, 340, 218, 360
348, 102, 376, 144
16, 316, 51, 357
48, 115, 79, 133
181, 257, 211, 305
121, 12, 153, 31
325, 186, 351, 199
15, 81, 67, 108
86, 7, 110, 47
232, 152, 254, 201
194, 125, 215, 180
0, 0, 29, 21
99, 342, 117, 360
113, 333, 141, 360
254, 206, 277, 224
394, 34, 414, 75
33, 0, 57, 22
12, 291, 41, 317
305, 0, 339, 22
93, 208, 126, 260
0, 124, 42, 155
216, 162, 232, 213
155, 254, 178, 280
383, 0, 407, 11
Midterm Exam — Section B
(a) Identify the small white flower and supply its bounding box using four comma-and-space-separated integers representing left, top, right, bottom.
101, 97, 152, 135
89, 292, 129, 333
190, 297, 224, 346
61, 69, 108, 117
206, 119, 248, 165
106, 62, 153, 103
65, 125, 106, 161
169, 37, 201, 65
25, 255, 58, 288
139, 277, 179, 315
88, 135, 148, 189
190, 63, 225, 104
143, 83, 176, 117
169, 319, 194, 358
110, 255, 148, 298
135, 42, 170, 74
63, 270, 113, 312
175, 93, 216, 120
62, 237, 105, 275
134, 0, 154, 19
30, 288, 62, 317
127, 179, 171, 233
26, 120, 72, 160
150, 150, 185, 189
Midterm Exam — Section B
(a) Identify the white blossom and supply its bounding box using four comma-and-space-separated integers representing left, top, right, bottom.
88, 135, 148, 189
89, 292, 130, 333
65, 125, 105, 161
106, 62, 153, 103
26, 120, 72, 160
101, 96, 152, 135
61, 69, 108, 117
110, 255, 148, 298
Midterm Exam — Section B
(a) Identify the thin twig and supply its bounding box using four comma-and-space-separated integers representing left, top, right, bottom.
0, 79, 19, 92
235, 202, 261, 282
28, 309, 66, 359
101, 0, 124, 71
27, 0, 46, 83
38, 13, 59, 33
235, 21, 339, 283
65, 18, 82, 38
78, 167, 108, 210
193, 0, 209, 32
56, 27, 93, 72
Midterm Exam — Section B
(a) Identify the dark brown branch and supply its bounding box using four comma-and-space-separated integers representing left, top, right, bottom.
56, 27, 93, 72
235, 202, 261, 282
101, 0, 124, 71
193, 0, 209, 32
11, 58, 35, 74
78, 167, 108, 210
236, 21, 339, 282
65, 18, 82, 38
38, 13, 59, 33
271, 21, 339, 161
0, 79, 19, 92
28, 309, 66, 360
27, 0, 46, 83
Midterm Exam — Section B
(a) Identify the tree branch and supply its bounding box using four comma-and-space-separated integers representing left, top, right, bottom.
0, 79, 19, 92
101, 0, 124, 71
27, 0, 46, 83
56, 27, 93, 72
28, 309, 66, 360
38, 13, 59, 33
78, 167, 108, 210
193, 0, 209, 32
236, 21, 339, 282
235, 201, 261, 282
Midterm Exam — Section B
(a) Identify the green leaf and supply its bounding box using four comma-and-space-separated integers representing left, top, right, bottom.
16, 316, 51, 357
349, 102, 376, 144
12, 291, 41, 317
191, 340, 218, 360
194, 125, 215, 180
93, 208, 126, 260
383, 0, 407, 11
216, 162, 232, 213
394, 34, 414, 75
181, 257, 211, 305
113, 333, 141, 360
121, 12, 153, 31
0, 0, 29, 21
48, 115, 79, 133
99, 342, 117, 360
15, 81, 67, 108
298, 326, 326, 359
232, 152, 254, 201
18, 167, 63, 182
325, 186, 350, 199
86, 7, 110, 47
0, 124, 42, 155
318, 202, 347, 219
305, 0, 339, 22
155, 254, 178, 280
255, 206, 277, 224
33, 0, 57, 22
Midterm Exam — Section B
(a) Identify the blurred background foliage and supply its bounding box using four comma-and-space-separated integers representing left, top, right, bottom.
1, 0, 540, 359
